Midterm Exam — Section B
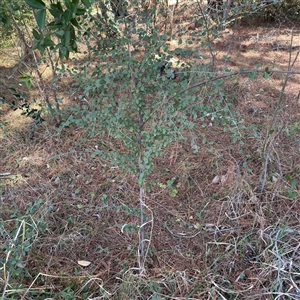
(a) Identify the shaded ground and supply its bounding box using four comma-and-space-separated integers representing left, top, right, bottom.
1, 11, 300, 300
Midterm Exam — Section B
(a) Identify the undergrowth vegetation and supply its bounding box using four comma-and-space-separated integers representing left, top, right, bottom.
1, 0, 300, 299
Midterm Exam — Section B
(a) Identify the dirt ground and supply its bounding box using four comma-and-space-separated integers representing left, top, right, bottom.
1, 9, 300, 300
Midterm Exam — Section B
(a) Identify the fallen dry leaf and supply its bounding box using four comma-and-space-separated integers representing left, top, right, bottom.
78, 260, 91, 267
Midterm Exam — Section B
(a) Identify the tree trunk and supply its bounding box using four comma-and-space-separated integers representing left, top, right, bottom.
223, 0, 232, 20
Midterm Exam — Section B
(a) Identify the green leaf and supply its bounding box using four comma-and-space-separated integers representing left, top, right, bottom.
71, 0, 79, 14
18, 73, 33, 90
51, 2, 63, 11
64, 29, 71, 46
65, 0, 71, 9
35, 8, 46, 30
75, 8, 86, 15
263, 72, 269, 79
248, 70, 257, 80
72, 0, 79, 7
71, 18, 80, 28
0, 13, 9, 25
36, 43, 46, 55
43, 37, 55, 48
291, 179, 297, 189
174, 48, 182, 55
63, 9, 73, 23
32, 28, 41, 40
49, 3, 63, 20
49, 8, 62, 18
69, 24, 76, 40
24, 0, 45, 9
71, 41, 78, 52
263, 67, 272, 79
48, 21, 64, 30
81, 0, 91, 8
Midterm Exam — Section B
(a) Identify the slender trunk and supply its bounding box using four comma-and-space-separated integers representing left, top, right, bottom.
223, 0, 232, 20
